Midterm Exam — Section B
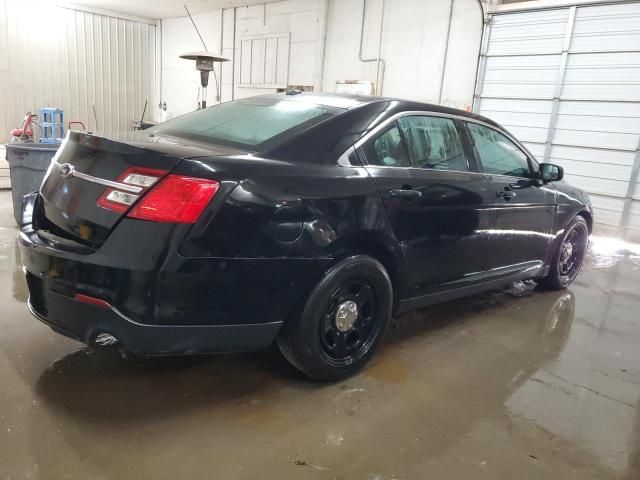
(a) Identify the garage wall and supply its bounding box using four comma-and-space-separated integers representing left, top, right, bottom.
475, 1, 640, 236
159, 0, 484, 116
0, 0, 157, 142
160, 0, 327, 117
160, 11, 223, 118
228, 0, 327, 100
323, 0, 483, 109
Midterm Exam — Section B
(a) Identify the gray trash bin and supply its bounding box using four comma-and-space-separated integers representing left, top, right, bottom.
5, 143, 59, 225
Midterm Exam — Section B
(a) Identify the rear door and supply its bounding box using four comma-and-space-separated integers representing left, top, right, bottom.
464, 122, 556, 275
359, 114, 494, 299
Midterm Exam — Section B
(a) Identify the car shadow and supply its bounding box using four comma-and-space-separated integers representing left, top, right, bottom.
33, 281, 573, 425
33, 343, 311, 424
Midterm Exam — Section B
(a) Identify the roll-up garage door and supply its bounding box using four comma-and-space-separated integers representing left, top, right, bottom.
474, 1, 640, 238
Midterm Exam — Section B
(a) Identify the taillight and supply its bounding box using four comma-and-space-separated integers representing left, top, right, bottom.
127, 175, 219, 223
97, 167, 168, 213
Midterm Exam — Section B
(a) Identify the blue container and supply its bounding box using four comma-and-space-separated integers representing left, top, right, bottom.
39, 107, 64, 144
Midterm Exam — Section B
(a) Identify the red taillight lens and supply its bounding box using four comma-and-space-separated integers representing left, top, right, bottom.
127, 175, 219, 223
97, 167, 168, 213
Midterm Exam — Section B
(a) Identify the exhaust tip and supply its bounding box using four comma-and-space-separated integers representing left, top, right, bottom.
94, 333, 119, 347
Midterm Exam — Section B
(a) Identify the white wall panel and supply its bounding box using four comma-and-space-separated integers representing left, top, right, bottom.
159, 10, 222, 118
550, 158, 631, 182
627, 201, 640, 230
550, 144, 637, 166
477, 100, 553, 150
478, 98, 554, 115
439, 0, 485, 107
570, 2, 640, 53
553, 128, 639, 151
563, 174, 629, 198
476, 1, 640, 235
589, 193, 626, 213
0, 0, 156, 141
558, 100, 640, 118
555, 113, 640, 136
485, 110, 550, 130
232, 0, 324, 101
504, 125, 549, 144
0, 0, 7, 72
481, 55, 560, 99
0, 146, 8, 188
591, 204, 622, 227
562, 53, 640, 102
322, 0, 482, 109
487, 8, 568, 55
521, 142, 546, 159
477, 100, 553, 153
160, 0, 483, 114
238, 33, 290, 88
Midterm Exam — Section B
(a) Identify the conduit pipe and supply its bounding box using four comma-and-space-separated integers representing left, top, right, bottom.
360, 0, 386, 95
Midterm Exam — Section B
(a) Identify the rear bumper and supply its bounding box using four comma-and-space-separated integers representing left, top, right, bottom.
25, 273, 281, 355
19, 221, 331, 355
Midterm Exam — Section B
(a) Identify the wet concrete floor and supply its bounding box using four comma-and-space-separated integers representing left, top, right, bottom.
0, 190, 639, 479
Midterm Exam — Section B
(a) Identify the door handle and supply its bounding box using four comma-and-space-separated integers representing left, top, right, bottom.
496, 189, 517, 200
390, 189, 422, 200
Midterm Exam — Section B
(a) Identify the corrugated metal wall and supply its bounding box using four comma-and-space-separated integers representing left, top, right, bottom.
475, 1, 640, 237
0, 0, 157, 142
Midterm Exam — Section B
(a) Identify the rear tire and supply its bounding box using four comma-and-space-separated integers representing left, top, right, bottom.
539, 215, 589, 290
277, 255, 393, 381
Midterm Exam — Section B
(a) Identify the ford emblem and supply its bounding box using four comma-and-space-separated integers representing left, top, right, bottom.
58, 163, 75, 178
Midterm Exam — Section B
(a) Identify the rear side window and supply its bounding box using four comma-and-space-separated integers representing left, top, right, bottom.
467, 123, 532, 178
398, 116, 469, 172
364, 125, 411, 167
150, 97, 338, 150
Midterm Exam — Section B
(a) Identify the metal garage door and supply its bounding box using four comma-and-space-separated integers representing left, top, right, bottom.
473, 1, 640, 238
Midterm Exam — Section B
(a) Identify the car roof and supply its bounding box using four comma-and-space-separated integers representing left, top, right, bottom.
258, 92, 382, 110
258, 92, 502, 129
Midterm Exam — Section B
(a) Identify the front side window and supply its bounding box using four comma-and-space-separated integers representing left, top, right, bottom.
467, 123, 532, 178
364, 124, 411, 167
398, 116, 468, 172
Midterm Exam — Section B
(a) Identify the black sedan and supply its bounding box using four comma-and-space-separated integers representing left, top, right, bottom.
19, 92, 592, 380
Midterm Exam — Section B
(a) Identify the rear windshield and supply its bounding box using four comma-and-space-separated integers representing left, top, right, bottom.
149, 97, 340, 150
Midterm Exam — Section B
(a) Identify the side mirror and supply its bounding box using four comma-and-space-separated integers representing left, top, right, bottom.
540, 163, 564, 183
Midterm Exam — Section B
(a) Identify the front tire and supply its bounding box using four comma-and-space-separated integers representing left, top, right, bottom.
539, 215, 589, 290
277, 255, 393, 381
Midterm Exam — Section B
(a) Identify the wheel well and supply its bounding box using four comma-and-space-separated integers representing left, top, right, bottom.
340, 238, 404, 315
279, 241, 404, 331
575, 210, 593, 233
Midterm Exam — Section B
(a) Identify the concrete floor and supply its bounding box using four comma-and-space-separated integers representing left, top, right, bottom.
0, 190, 639, 480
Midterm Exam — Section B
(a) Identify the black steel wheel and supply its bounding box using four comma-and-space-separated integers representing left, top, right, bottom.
539, 215, 589, 290
319, 279, 379, 364
277, 255, 392, 381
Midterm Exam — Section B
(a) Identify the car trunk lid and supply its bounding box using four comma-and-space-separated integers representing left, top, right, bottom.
36, 131, 238, 247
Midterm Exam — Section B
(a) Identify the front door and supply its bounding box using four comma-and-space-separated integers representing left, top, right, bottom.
360, 115, 494, 299
464, 122, 556, 276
